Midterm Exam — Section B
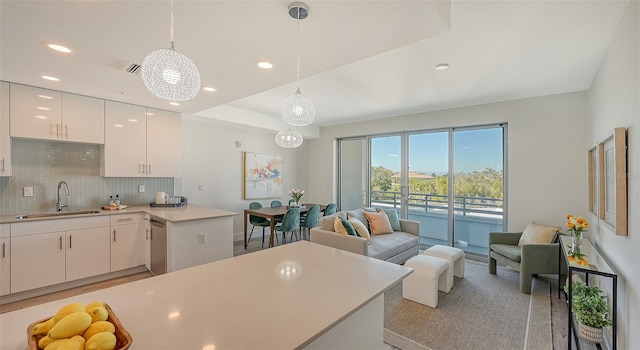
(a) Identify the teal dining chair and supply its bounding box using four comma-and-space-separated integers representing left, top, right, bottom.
248, 202, 271, 249
324, 203, 337, 216
271, 200, 283, 207
275, 208, 300, 244
288, 198, 296, 206
300, 205, 320, 240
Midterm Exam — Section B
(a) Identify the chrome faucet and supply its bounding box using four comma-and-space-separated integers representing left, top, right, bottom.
57, 181, 70, 212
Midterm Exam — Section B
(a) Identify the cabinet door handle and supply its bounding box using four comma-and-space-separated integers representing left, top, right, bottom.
145, 229, 150, 240
113, 229, 117, 242
55, 124, 60, 138
69, 235, 72, 248
64, 124, 69, 139
2, 242, 5, 258
1, 158, 4, 172
147, 164, 151, 174
59, 236, 63, 250
117, 218, 133, 222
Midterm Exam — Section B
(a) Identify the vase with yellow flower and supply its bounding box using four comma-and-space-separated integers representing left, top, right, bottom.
566, 214, 589, 259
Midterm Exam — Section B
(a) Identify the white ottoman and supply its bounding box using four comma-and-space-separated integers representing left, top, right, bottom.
424, 245, 465, 293
402, 255, 449, 308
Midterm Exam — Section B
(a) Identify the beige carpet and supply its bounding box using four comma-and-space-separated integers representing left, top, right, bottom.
384, 260, 552, 350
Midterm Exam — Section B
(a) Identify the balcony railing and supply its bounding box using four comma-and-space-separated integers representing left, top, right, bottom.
371, 191, 503, 218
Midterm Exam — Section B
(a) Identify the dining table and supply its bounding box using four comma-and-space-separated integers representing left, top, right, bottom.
243, 203, 325, 248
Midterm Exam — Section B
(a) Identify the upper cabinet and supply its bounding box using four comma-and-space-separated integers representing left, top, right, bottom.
9, 83, 104, 144
102, 102, 181, 177
0, 82, 11, 176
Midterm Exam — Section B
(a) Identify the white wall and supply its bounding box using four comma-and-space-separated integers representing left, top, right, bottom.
306, 91, 588, 231
178, 117, 307, 240
586, 2, 638, 349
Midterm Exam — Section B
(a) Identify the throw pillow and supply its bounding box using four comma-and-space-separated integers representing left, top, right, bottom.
517, 221, 561, 246
346, 209, 369, 230
376, 207, 401, 231
319, 212, 346, 231
348, 217, 371, 243
334, 216, 358, 236
364, 210, 394, 235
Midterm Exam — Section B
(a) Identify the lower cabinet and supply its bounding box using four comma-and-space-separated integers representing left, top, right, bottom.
66, 227, 111, 281
110, 214, 142, 272
1, 223, 11, 296
11, 231, 66, 293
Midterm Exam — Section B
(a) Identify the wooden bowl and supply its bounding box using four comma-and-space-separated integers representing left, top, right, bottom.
27, 303, 132, 350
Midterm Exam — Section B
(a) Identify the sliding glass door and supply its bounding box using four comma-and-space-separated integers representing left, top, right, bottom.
338, 124, 506, 255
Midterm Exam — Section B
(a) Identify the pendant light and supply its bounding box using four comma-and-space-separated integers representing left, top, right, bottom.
141, 0, 200, 101
275, 128, 304, 148
281, 2, 315, 126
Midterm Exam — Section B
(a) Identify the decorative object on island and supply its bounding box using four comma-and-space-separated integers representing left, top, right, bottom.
243, 152, 283, 199
566, 214, 589, 265
27, 301, 132, 350
275, 127, 303, 148
288, 188, 305, 207
564, 281, 612, 343
141, 0, 200, 102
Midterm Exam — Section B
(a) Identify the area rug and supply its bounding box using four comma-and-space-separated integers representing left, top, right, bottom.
383, 260, 551, 350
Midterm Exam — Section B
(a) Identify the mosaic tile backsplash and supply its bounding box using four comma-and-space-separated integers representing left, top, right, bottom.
0, 139, 174, 215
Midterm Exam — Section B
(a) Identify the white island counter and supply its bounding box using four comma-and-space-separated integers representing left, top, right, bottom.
0, 241, 412, 349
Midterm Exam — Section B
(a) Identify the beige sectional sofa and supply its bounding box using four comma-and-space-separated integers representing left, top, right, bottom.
310, 208, 420, 264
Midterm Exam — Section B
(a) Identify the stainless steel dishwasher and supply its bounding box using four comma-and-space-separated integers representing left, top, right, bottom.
150, 217, 167, 275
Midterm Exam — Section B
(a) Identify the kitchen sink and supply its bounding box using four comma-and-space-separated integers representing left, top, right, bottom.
15, 210, 101, 220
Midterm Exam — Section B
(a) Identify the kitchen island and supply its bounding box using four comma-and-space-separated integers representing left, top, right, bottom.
0, 241, 412, 349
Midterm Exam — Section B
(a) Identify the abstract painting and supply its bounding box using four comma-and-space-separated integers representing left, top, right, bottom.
243, 152, 283, 199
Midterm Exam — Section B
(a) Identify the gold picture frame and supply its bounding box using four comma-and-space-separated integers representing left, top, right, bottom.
598, 127, 627, 236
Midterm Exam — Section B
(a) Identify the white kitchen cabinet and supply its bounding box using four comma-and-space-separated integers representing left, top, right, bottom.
146, 108, 181, 177
60, 93, 104, 144
102, 102, 181, 177
102, 101, 147, 177
0, 82, 11, 176
110, 213, 142, 271
11, 231, 66, 293
10, 84, 62, 141
1, 224, 10, 296
10, 216, 111, 293
65, 227, 111, 282
9, 84, 104, 144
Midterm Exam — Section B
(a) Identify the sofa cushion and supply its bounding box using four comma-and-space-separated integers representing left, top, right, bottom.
335, 216, 358, 236
346, 209, 369, 230
319, 212, 346, 231
365, 210, 394, 235
490, 244, 522, 262
348, 217, 371, 243
518, 221, 560, 246
376, 207, 401, 231
368, 232, 419, 261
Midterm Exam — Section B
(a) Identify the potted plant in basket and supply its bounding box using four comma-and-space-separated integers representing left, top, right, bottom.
566, 281, 612, 343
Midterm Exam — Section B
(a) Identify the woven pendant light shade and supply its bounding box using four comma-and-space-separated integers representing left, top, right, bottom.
275, 128, 304, 148
141, 47, 200, 101
281, 88, 315, 126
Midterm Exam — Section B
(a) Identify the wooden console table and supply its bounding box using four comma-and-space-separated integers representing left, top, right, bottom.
558, 235, 617, 350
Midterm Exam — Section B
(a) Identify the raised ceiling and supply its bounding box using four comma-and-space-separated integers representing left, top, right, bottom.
0, 1, 629, 134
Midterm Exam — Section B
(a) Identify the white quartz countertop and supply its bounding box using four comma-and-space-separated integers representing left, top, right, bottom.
0, 204, 237, 224
0, 241, 412, 350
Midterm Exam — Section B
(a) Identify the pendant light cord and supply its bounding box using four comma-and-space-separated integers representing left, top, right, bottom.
295, 7, 301, 93
169, 0, 175, 50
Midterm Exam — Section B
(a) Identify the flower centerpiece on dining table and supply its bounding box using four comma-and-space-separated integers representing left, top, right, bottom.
566, 214, 589, 265
288, 189, 304, 207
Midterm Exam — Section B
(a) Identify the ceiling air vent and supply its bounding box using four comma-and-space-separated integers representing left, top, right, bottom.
123, 62, 141, 75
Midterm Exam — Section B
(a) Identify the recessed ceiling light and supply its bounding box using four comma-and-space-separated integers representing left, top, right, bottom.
257, 61, 273, 69
127, 119, 138, 122
35, 115, 48, 120
38, 94, 53, 99
146, 112, 155, 116
41, 75, 60, 81
169, 102, 180, 106
203, 87, 216, 92
37, 107, 51, 111
48, 44, 71, 53
435, 63, 449, 71
113, 124, 124, 128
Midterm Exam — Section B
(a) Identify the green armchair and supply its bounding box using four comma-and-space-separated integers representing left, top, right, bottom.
489, 231, 566, 294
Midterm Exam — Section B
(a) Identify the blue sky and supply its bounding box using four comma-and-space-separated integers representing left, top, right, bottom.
371, 128, 503, 174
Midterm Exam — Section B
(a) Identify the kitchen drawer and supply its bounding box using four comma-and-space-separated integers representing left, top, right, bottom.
110, 213, 140, 226
0, 223, 9, 238
11, 216, 110, 237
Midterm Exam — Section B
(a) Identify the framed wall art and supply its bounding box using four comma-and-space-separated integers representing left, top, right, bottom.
588, 147, 598, 214
598, 127, 627, 236
243, 152, 283, 200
